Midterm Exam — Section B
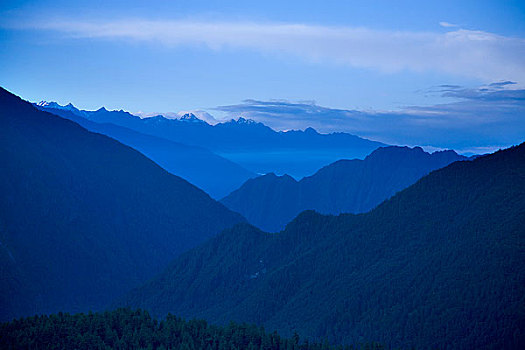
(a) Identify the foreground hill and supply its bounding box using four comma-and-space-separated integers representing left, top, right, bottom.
37, 102, 385, 178
122, 143, 525, 348
222, 146, 468, 231
37, 105, 255, 198
0, 88, 244, 321
0, 308, 383, 350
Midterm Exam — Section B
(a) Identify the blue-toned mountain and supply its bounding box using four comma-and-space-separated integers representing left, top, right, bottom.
122, 143, 525, 349
37, 103, 385, 178
36, 105, 255, 198
222, 146, 468, 231
0, 88, 245, 320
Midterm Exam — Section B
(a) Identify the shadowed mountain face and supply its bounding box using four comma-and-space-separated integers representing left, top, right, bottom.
37, 103, 385, 178
122, 143, 525, 349
36, 106, 255, 199
0, 88, 245, 321
222, 146, 468, 231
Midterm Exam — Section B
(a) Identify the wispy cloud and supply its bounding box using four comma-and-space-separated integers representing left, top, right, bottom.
6, 18, 525, 83
431, 81, 525, 101
488, 81, 516, 88
215, 84, 525, 151
439, 21, 459, 28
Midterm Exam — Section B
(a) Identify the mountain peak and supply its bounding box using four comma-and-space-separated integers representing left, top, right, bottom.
261, 173, 296, 182
177, 113, 205, 123
304, 127, 318, 135
37, 100, 58, 108
36, 101, 80, 113
144, 115, 170, 124
233, 117, 257, 124
432, 149, 459, 156
367, 146, 425, 159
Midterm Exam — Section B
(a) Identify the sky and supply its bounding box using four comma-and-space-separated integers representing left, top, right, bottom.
1, 0, 524, 152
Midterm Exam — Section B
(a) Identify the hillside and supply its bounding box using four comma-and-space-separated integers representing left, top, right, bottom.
222, 146, 468, 231
122, 143, 525, 349
37, 105, 255, 198
0, 88, 245, 321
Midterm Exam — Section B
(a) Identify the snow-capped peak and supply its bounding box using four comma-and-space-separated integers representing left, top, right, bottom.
37, 101, 61, 108
175, 110, 217, 124
37, 101, 79, 113
178, 113, 201, 122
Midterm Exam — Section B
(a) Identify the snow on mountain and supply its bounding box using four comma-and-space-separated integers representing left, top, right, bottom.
176, 113, 206, 123
176, 110, 217, 125
36, 101, 82, 114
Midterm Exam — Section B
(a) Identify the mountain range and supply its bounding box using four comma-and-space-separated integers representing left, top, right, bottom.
0, 87, 245, 321
121, 142, 525, 349
222, 146, 469, 231
36, 104, 255, 198
36, 101, 385, 179
3, 88, 524, 349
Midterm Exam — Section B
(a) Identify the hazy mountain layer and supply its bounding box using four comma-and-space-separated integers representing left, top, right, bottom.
122, 143, 525, 349
37, 102, 385, 178
222, 146, 468, 231
37, 105, 255, 198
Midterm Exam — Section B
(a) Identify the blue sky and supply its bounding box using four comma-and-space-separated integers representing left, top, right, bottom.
1, 0, 524, 152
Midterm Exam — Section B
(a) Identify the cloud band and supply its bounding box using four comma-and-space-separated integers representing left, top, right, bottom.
8, 18, 525, 83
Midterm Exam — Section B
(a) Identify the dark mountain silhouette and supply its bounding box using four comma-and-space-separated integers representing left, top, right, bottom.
37, 103, 385, 178
122, 143, 525, 349
35, 105, 255, 199
222, 146, 468, 231
0, 88, 245, 321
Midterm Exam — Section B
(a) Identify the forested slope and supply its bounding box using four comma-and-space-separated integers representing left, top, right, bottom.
123, 143, 525, 349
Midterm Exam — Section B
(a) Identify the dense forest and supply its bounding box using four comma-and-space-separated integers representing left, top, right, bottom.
122, 143, 525, 349
0, 308, 383, 350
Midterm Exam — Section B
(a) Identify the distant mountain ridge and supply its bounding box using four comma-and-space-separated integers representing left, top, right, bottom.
37, 101, 386, 178
0, 88, 245, 320
222, 146, 469, 231
122, 142, 525, 349
36, 104, 255, 198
